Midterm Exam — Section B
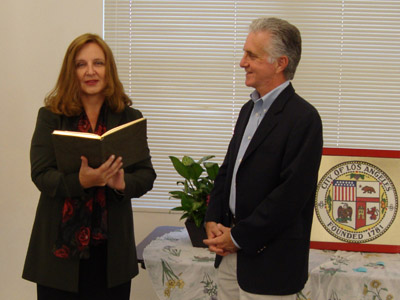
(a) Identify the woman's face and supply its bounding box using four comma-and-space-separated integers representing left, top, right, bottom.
75, 42, 106, 99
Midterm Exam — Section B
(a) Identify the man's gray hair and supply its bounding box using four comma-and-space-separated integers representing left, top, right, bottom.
249, 17, 302, 80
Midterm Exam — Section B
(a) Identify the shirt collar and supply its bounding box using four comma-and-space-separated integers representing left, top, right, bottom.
250, 80, 290, 104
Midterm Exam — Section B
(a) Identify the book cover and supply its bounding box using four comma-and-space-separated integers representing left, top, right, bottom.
52, 118, 150, 174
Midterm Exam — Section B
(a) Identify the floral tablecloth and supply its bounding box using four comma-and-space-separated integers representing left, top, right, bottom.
143, 229, 400, 300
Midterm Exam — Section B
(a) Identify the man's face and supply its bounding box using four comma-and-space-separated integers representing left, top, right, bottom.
239, 31, 281, 97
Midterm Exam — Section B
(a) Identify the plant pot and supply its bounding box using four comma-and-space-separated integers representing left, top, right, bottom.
185, 219, 208, 248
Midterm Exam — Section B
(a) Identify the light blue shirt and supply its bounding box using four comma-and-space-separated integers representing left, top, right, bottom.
229, 81, 290, 248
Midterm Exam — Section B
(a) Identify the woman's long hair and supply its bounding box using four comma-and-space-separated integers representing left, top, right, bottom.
45, 33, 131, 116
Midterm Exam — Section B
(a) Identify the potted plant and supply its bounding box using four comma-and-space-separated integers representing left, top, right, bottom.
169, 155, 219, 247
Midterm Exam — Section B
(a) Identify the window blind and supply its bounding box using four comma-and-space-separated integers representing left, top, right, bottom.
104, 0, 400, 210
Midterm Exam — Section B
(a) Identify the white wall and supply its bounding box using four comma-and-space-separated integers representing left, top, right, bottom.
0, 1, 181, 299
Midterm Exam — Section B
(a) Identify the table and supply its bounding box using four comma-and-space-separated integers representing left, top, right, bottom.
142, 227, 400, 300
136, 226, 183, 269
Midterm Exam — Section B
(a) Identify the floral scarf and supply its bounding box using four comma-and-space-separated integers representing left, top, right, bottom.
53, 108, 108, 259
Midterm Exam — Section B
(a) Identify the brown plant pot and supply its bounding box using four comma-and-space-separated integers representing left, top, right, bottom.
185, 218, 208, 248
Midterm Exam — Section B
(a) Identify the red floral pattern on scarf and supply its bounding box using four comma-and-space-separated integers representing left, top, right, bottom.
53, 107, 108, 259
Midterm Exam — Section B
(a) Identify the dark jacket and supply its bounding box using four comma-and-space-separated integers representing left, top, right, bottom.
22, 106, 156, 292
205, 83, 323, 295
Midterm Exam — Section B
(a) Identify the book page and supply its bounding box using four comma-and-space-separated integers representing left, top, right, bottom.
52, 130, 101, 140
101, 117, 145, 138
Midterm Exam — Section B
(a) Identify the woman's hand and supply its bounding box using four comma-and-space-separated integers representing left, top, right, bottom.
107, 168, 125, 191
79, 155, 124, 189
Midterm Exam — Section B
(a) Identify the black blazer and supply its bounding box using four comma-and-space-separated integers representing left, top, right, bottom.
205, 83, 323, 295
23, 106, 156, 292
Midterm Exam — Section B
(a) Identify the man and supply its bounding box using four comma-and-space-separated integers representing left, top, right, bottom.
203, 17, 323, 300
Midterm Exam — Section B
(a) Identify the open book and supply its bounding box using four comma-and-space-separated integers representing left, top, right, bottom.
52, 117, 149, 174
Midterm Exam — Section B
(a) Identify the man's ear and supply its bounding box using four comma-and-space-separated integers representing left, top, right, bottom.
276, 55, 289, 74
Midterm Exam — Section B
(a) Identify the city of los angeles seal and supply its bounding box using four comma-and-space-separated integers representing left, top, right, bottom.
315, 161, 397, 243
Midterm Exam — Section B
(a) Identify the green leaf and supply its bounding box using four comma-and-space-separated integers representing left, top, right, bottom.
180, 212, 189, 220
182, 156, 195, 166
192, 201, 203, 211
169, 191, 186, 199
180, 194, 194, 211
198, 155, 215, 164
187, 162, 204, 180
193, 215, 204, 228
171, 206, 184, 211
169, 156, 190, 180
204, 162, 219, 180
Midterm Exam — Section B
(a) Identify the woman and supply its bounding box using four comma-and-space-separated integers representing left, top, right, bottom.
22, 33, 156, 300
